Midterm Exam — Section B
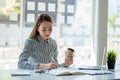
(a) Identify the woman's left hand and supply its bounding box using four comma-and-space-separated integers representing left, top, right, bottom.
64, 57, 73, 67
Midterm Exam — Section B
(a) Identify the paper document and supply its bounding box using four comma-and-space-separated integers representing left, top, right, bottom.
89, 70, 113, 75
79, 70, 113, 75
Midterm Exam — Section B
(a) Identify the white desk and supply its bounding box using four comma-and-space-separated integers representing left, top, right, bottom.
0, 65, 120, 80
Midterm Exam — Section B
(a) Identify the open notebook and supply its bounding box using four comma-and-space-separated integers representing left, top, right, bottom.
48, 67, 86, 76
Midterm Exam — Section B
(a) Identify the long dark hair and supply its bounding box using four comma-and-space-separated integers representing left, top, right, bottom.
29, 14, 53, 39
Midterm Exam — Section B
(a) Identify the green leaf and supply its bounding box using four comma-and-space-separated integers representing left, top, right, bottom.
107, 49, 117, 61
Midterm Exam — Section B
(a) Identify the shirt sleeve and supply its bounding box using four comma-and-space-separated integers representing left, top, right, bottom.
53, 41, 58, 63
18, 39, 38, 70
53, 41, 66, 67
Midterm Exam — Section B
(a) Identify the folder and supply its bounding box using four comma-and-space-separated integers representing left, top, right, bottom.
10, 70, 31, 76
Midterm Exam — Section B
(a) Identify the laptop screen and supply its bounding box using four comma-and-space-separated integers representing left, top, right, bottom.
78, 47, 107, 70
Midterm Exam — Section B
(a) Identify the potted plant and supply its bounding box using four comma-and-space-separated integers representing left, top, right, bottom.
107, 49, 117, 69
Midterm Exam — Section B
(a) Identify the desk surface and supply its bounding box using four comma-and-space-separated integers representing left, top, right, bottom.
0, 65, 120, 80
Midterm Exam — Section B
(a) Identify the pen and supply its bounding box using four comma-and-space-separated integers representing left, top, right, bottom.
47, 57, 55, 73
48, 57, 57, 73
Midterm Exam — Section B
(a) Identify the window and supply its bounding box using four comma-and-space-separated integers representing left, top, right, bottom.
0, 0, 93, 69
108, 0, 120, 64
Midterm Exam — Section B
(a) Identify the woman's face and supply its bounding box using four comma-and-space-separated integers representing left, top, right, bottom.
38, 21, 53, 41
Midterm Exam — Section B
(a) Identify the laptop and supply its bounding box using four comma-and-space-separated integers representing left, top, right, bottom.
78, 47, 106, 70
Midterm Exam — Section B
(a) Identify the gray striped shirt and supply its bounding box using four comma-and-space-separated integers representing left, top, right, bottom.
18, 35, 59, 70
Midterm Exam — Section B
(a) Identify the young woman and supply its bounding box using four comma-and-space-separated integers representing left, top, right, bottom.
18, 14, 73, 70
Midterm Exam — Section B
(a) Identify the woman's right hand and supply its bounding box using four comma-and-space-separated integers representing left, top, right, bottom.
38, 62, 58, 70
49, 62, 58, 69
